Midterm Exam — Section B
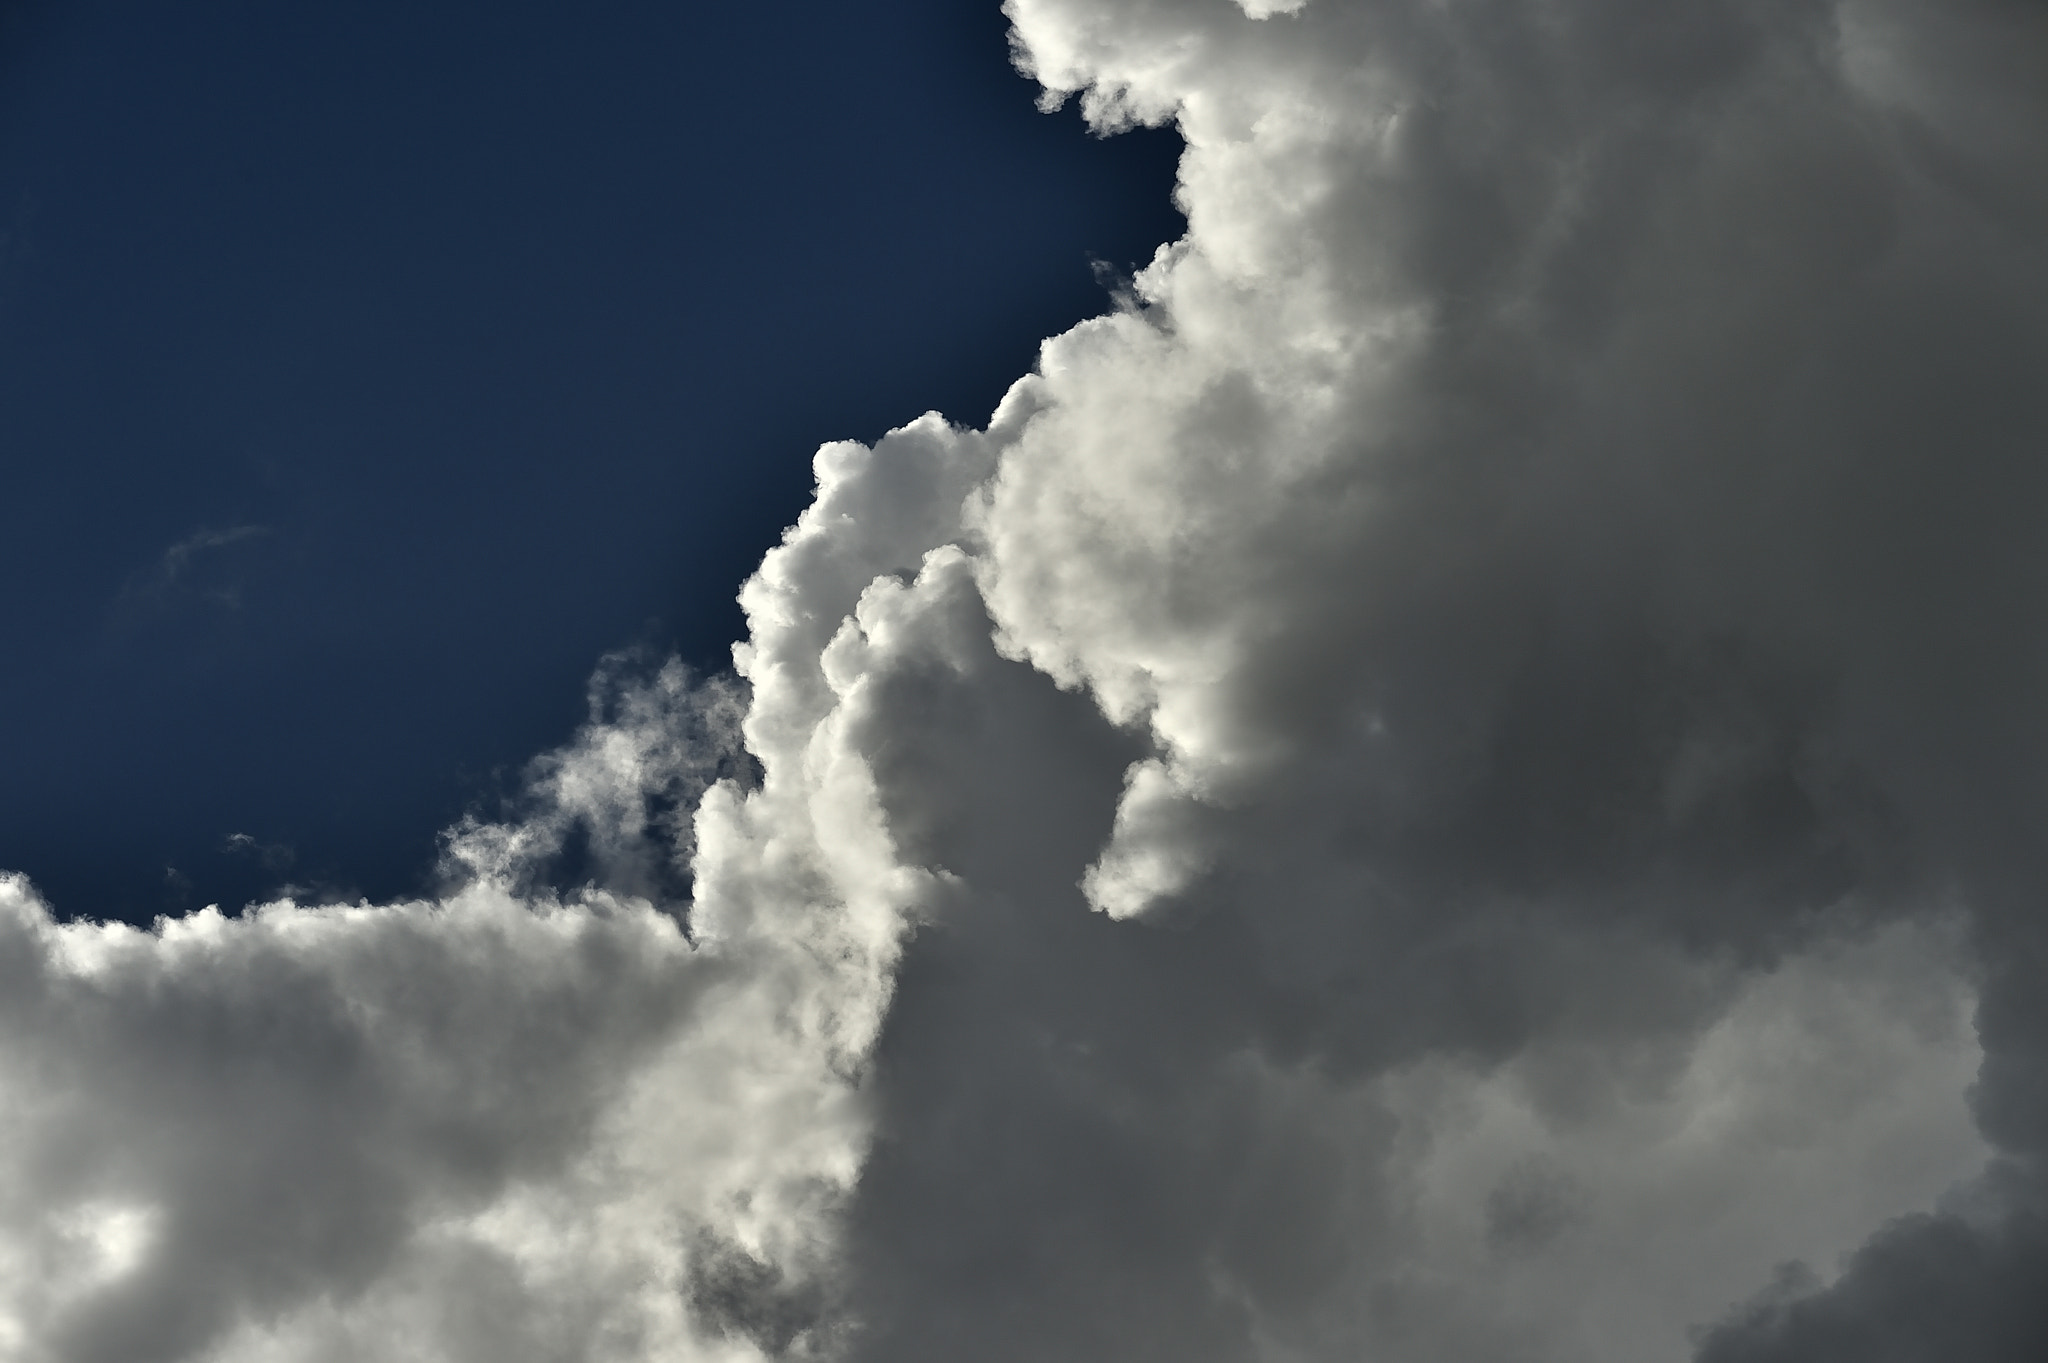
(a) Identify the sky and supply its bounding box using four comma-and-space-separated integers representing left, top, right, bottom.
0, 0, 1181, 919
3, 1, 2048, 1361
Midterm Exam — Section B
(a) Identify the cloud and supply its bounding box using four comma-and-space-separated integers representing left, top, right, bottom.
1694, 1205, 2048, 1362
3, 0, 2047, 1358
120, 526, 274, 611
839, 0, 2044, 1356
0, 416, 989, 1359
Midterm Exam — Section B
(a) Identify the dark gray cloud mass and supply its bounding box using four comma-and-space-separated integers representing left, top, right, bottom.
3, 0, 2046, 1358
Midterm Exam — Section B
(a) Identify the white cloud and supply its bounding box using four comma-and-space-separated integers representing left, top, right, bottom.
5, 0, 2047, 1358
0, 414, 995, 1360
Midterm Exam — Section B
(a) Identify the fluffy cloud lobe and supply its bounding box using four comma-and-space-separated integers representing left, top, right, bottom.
4, 0, 2047, 1358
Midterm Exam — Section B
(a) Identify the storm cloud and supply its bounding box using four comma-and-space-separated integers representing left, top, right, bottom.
4, 0, 2046, 1358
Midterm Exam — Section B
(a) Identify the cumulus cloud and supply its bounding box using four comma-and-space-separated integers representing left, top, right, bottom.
4, 0, 2047, 1358
0, 419, 986, 1359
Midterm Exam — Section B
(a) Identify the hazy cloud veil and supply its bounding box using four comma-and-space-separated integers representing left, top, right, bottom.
4, 0, 2047, 1358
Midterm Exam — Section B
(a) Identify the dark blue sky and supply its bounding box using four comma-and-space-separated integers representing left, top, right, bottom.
0, 0, 1182, 921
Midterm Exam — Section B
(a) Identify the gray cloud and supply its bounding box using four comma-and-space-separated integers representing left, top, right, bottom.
3, 0, 2046, 1358
1695, 1206, 2048, 1363
835, 0, 2045, 1356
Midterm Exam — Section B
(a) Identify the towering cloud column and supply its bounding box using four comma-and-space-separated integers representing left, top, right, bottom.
838, 0, 2047, 1358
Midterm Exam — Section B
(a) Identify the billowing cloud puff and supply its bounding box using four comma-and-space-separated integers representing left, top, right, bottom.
5, 0, 2047, 1358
